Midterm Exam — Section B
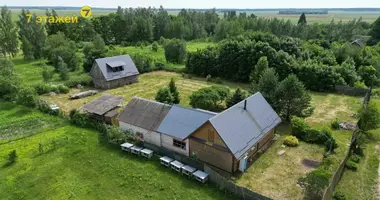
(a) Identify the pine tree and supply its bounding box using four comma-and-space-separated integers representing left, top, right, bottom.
57, 56, 69, 81
0, 6, 18, 57
155, 87, 174, 104
275, 75, 313, 120
298, 13, 307, 25
368, 16, 380, 45
226, 88, 247, 108
168, 78, 180, 104
258, 68, 279, 106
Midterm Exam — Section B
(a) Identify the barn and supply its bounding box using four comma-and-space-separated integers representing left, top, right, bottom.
187, 92, 281, 173
90, 55, 139, 89
117, 97, 171, 147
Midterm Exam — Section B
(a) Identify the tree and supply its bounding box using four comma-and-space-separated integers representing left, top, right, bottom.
251, 56, 269, 82
45, 9, 67, 35
17, 87, 37, 107
226, 88, 247, 108
358, 102, 380, 132
57, 56, 69, 81
152, 41, 158, 52
189, 86, 229, 111
8, 150, 17, 164
275, 75, 313, 120
298, 13, 307, 25
45, 32, 79, 71
358, 65, 377, 87
42, 66, 53, 82
335, 57, 359, 86
257, 68, 279, 106
0, 59, 19, 100
368, 16, 380, 45
83, 35, 107, 72
298, 168, 330, 200
168, 78, 180, 104
0, 6, 18, 57
20, 36, 34, 60
155, 87, 174, 104
163, 39, 186, 64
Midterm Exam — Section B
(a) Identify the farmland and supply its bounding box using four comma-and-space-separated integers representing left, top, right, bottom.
8, 8, 380, 23
0, 101, 235, 200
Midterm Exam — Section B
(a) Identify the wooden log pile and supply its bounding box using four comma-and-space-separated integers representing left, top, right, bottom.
70, 90, 98, 100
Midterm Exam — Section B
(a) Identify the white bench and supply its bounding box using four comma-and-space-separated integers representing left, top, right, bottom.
160, 156, 174, 167
181, 165, 197, 177
120, 142, 134, 152
170, 160, 185, 173
193, 170, 209, 183
130, 146, 143, 155
140, 148, 154, 159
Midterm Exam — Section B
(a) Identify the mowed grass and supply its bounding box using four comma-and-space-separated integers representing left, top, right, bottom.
0, 102, 235, 200
236, 93, 363, 199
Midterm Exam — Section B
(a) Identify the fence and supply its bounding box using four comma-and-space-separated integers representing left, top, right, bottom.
204, 165, 272, 200
334, 85, 369, 96
322, 88, 372, 199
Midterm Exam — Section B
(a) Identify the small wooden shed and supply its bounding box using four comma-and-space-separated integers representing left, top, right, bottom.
82, 94, 124, 125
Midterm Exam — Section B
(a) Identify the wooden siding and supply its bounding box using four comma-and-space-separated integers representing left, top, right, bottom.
191, 122, 227, 148
258, 129, 275, 149
189, 139, 233, 172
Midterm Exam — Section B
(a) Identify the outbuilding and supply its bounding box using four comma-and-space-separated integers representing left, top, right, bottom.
82, 94, 123, 124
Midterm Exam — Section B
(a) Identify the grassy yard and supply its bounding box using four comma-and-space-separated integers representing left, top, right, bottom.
236, 93, 363, 200
334, 99, 380, 200
0, 102, 235, 200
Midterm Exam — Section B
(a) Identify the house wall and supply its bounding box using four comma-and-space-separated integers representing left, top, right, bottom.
90, 64, 138, 89
119, 121, 161, 147
161, 134, 189, 156
189, 122, 233, 172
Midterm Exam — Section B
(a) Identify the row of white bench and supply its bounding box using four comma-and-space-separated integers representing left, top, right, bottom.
160, 156, 209, 184
121, 142, 154, 159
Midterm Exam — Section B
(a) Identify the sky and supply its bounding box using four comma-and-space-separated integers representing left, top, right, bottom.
1, 0, 380, 9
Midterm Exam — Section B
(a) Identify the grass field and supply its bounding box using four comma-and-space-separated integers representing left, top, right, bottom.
0, 102, 236, 200
236, 93, 363, 199
8, 8, 380, 24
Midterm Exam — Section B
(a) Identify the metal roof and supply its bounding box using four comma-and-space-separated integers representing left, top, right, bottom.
82, 94, 124, 115
117, 97, 171, 131
209, 92, 281, 160
157, 105, 216, 140
94, 55, 139, 81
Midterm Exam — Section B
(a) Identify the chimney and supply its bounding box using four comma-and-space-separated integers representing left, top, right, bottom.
244, 100, 247, 110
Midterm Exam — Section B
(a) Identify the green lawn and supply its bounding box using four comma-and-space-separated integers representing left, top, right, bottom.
0, 102, 235, 200
334, 99, 380, 200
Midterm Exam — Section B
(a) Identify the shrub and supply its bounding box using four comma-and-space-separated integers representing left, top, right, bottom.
345, 160, 358, 171
8, 150, 17, 164
17, 87, 38, 108
298, 167, 330, 200
206, 74, 212, 82
331, 118, 340, 130
333, 191, 347, 200
152, 41, 158, 52
212, 77, 223, 84
284, 136, 299, 147
291, 116, 309, 139
350, 154, 361, 163
354, 81, 367, 89
35, 83, 70, 95
64, 74, 93, 87
304, 128, 322, 143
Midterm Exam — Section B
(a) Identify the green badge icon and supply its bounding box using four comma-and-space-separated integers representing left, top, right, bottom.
80, 5, 92, 18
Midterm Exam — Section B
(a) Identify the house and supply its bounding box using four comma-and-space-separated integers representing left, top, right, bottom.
156, 105, 216, 156
351, 39, 365, 48
90, 55, 139, 89
82, 94, 124, 125
187, 92, 281, 173
117, 97, 171, 147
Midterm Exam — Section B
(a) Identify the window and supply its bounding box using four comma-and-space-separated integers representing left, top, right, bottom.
208, 130, 214, 143
111, 66, 124, 72
173, 139, 186, 150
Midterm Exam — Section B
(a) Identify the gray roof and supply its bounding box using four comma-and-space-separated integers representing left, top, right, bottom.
94, 55, 139, 81
351, 39, 365, 47
209, 92, 281, 160
82, 94, 124, 115
157, 105, 216, 140
117, 97, 171, 131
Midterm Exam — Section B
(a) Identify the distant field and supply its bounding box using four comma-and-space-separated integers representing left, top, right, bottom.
9, 8, 380, 23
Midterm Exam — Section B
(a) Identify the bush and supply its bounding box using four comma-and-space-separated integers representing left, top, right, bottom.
64, 74, 93, 88
350, 154, 361, 163
206, 74, 212, 82
8, 150, 17, 164
304, 128, 322, 143
291, 116, 309, 139
212, 77, 223, 84
284, 136, 299, 147
333, 191, 347, 200
298, 167, 330, 200
354, 81, 367, 89
345, 160, 358, 171
17, 87, 38, 108
331, 118, 340, 130
35, 83, 69, 95
152, 41, 158, 52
